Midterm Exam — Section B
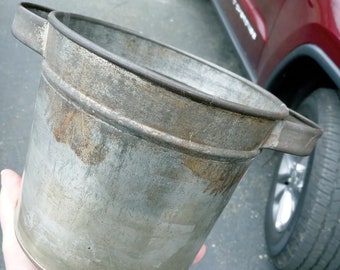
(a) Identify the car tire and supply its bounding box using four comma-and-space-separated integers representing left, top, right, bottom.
265, 88, 340, 270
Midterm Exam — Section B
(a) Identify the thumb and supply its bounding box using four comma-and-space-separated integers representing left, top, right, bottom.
0, 170, 38, 270
0, 169, 22, 246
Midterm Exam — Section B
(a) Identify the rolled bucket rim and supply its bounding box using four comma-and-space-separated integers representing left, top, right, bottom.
46, 10, 289, 121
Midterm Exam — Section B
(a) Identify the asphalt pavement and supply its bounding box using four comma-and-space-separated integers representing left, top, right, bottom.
0, 0, 279, 269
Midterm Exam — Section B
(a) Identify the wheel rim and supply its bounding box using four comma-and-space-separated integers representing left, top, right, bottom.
272, 154, 310, 232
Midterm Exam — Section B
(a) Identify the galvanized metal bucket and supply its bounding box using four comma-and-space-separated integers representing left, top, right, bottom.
12, 3, 322, 270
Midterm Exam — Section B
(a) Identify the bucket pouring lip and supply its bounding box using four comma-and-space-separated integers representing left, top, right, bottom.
46, 10, 289, 121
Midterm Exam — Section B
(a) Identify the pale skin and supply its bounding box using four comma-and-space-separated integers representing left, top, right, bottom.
0, 169, 206, 269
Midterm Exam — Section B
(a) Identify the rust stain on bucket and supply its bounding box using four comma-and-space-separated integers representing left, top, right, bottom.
46, 91, 108, 165
182, 156, 249, 195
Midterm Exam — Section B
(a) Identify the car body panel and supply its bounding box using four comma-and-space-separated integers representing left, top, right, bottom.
213, 0, 340, 86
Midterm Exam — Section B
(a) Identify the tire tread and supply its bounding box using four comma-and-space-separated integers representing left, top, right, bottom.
268, 89, 340, 270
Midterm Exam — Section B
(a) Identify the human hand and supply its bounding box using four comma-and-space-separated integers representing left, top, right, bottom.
0, 169, 205, 269
0, 169, 37, 270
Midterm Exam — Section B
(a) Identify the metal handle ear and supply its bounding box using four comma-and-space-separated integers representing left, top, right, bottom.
262, 109, 323, 156
12, 2, 53, 56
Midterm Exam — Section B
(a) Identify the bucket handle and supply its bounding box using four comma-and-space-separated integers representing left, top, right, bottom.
12, 3, 53, 56
262, 109, 322, 156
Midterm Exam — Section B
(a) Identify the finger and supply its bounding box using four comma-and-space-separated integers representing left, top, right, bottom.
192, 244, 206, 265
0, 169, 22, 206
0, 170, 37, 270
0, 169, 22, 242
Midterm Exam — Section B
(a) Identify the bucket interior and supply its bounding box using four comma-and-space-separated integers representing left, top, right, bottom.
52, 13, 288, 119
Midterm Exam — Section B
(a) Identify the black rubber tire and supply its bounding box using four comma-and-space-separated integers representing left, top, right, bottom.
265, 88, 340, 270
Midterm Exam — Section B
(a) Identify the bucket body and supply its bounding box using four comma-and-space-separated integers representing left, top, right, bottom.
12, 3, 322, 270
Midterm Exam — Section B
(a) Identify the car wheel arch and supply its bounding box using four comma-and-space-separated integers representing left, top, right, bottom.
263, 44, 340, 108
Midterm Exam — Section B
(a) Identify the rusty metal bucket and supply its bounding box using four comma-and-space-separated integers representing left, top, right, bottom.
12, 3, 322, 270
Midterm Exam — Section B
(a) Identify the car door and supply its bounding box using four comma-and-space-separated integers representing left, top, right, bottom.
215, 0, 285, 81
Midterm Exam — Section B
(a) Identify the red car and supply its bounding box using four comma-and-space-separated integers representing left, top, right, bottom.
213, 1, 340, 269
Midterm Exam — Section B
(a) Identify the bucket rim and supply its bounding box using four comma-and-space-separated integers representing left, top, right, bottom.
47, 10, 289, 120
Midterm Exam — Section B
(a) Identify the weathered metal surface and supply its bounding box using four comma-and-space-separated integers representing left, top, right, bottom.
18, 81, 249, 269
12, 3, 322, 270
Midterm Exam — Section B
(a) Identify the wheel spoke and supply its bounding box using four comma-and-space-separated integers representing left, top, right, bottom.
273, 188, 296, 232
278, 154, 294, 177
271, 154, 310, 232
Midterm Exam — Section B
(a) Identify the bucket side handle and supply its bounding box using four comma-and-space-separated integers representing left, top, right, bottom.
12, 3, 53, 56
262, 109, 323, 156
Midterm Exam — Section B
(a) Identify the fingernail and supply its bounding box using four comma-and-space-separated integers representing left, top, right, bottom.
1, 169, 9, 179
